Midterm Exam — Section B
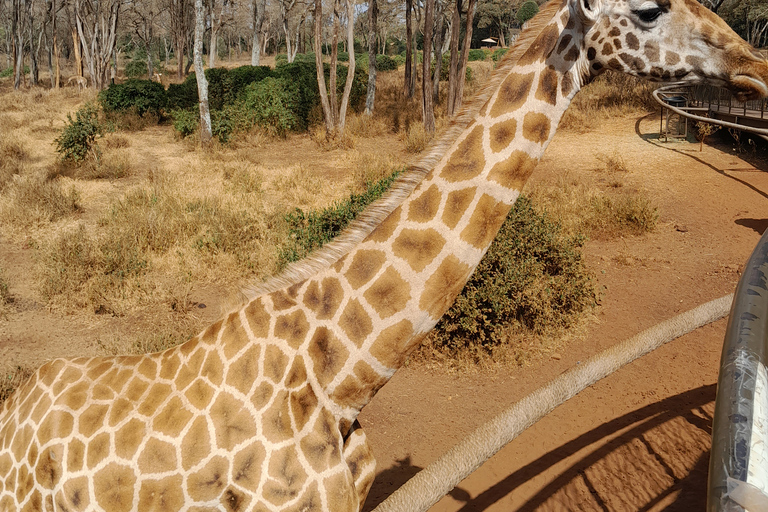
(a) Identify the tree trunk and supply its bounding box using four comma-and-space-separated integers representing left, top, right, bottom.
364, 0, 378, 115
446, 0, 461, 116
194, 0, 212, 144
432, 1, 445, 103
453, 0, 476, 112
314, 0, 334, 133
11, 0, 23, 90
251, 0, 266, 65
329, 0, 340, 124
404, 0, 413, 98
422, 0, 434, 133
72, 29, 83, 79
210, 27, 219, 68
336, 0, 356, 134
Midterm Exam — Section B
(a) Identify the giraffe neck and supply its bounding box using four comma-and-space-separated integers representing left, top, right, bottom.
232, 0, 588, 433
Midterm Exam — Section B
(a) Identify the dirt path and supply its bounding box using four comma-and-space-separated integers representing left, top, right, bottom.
359, 114, 768, 511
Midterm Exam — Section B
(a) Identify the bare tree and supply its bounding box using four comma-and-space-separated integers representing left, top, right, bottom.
364, 0, 378, 115
208, 0, 233, 68
194, 0, 212, 143
432, 0, 447, 102
314, 0, 356, 136
170, 0, 193, 78
74, 0, 121, 90
446, 0, 476, 116
404, 0, 413, 98
422, 0, 434, 132
127, 0, 164, 78
11, 0, 26, 89
251, 0, 267, 64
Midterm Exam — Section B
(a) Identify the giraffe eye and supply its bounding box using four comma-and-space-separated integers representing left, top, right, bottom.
635, 7, 663, 23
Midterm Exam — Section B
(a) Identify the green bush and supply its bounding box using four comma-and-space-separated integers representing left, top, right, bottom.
437, 59, 474, 82
98, 79, 167, 117
278, 170, 403, 265
170, 108, 199, 138
0, 66, 29, 78
376, 54, 399, 71
54, 103, 103, 162
238, 77, 299, 137
167, 78, 199, 110
492, 48, 509, 62
432, 195, 597, 350
227, 65, 273, 98
204, 67, 232, 111
468, 49, 487, 62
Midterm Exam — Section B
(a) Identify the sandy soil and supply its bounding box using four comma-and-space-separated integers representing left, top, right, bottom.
2, 112, 767, 511
359, 114, 768, 511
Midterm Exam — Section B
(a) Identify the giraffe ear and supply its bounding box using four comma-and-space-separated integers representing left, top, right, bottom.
576, 0, 602, 23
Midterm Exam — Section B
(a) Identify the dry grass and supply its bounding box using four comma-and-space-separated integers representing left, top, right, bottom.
0, 365, 34, 406
561, 71, 657, 132
0, 133, 29, 190
0, 172, 81, 230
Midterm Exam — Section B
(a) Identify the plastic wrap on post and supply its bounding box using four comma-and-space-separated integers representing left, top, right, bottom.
708, 229, 768, 512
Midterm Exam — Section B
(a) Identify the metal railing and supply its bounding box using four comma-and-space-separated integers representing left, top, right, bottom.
653, 83, 768, 142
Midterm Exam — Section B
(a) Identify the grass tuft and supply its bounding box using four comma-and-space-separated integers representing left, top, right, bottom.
0, 172, 81, 228
0, 366, 34, 405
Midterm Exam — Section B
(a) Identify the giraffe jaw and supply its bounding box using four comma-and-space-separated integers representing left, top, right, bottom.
729, 74, 768, 102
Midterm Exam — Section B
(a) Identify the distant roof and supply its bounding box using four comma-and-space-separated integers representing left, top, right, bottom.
481, 38, 497, 43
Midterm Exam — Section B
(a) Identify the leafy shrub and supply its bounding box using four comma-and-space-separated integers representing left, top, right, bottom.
392, 54, 406, 67
278, 169, 402, 265
167, 78, 199, 110
99, 79, 167, 117
437, 59, 474, 82
0, 65, 29, 78
54, 103, 103, 162
492, 48, 508, 62
376, 54, 399, 71
238, 77, 300, 137
204, 67, 232, 111
170, 108, 199, 138
226, 65, 273, 98
468, 49, 488, 62
124, 59, 148, 79
432, 195, 597, 350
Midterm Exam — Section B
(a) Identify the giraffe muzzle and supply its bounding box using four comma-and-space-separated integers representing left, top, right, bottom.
730, 73, 768, 102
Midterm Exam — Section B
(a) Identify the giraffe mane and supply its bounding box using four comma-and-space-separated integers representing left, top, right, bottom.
243, 0, 568, 302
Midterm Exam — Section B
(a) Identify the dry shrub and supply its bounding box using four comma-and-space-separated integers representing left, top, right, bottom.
223, 162, 263, 195
102, 134, 130, 149
0, 172, 81, 229
561, 71, 657, 131
345, 112, 390, 138
37, 171, 279, 313
0, 133, 29, 190
529, 172, 658, 239
350, 153, 399, 193
402, 122, 433, 153
309, 124, 356, 150
0, 366, 34, 405
0, 267, 13, 318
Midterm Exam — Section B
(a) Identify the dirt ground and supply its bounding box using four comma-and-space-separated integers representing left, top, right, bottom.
2, 110, 767, 511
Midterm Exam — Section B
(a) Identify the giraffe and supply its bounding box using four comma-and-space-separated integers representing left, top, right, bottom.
2, 0, 767, 511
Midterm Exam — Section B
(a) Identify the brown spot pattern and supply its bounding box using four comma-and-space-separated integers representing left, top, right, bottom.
439, 125, 485, 182
345, 250, 387, 290
339, 299, 374, 347
363, 267, 411, 319
303, 278, 344, 320
522, 112, 551, 143
442, 188, 477, 229
308, 327, 350, 388
490, 73, 534, 118
392, 228, 446, 272
408, 184, 441, 223
459, 194, 512, 249
420, 256, 472, 320
535, 66, 559, 106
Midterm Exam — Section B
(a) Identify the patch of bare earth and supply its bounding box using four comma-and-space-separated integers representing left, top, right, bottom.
359, 114, 767, 511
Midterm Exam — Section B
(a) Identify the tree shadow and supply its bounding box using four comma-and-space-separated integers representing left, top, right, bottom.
446, 384, 716, 511
363, 455, 472, 511
633, 113, 768, 201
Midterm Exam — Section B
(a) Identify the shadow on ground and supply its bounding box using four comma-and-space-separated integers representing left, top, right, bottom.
366, 384, 715, 511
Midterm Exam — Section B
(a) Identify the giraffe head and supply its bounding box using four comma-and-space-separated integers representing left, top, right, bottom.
575, 0, 768, 101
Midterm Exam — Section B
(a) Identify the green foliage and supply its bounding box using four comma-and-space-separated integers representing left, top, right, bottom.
98, 79, 168, 117
433, 195, 597, 351
0, 65, 29, 78
238, 77, 299, 137
516, 0, 539, 25
492, 48, 509, 62
376, 54, 399, 71
278, 170, 403, 265
210, 77, 300, 142
54, 103, 103, 162
167, 77, 199, 110
170, 108, 199, 138
437, 59, 474, 82
468, 49, 488, 61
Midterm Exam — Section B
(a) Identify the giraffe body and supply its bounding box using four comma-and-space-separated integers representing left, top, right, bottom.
2, 0, 768, 510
